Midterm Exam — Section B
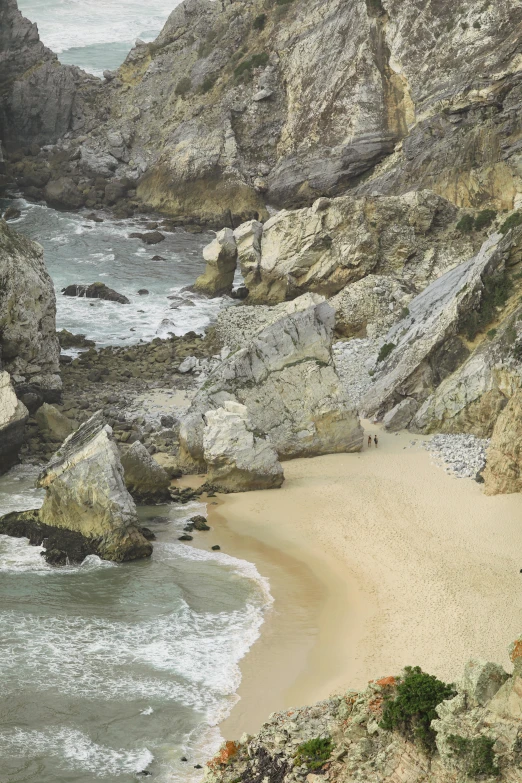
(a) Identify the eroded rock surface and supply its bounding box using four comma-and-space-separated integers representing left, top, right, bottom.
194, 227, 238, 296
35, 411, 152, 562
119, 440, 171, 503
203, 401, 284, 492
483, 391, 522, 495
180, 300, 363, 468
0, 219, 61, 401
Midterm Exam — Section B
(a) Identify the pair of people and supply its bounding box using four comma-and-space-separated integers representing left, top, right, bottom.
367, 434, 378, 448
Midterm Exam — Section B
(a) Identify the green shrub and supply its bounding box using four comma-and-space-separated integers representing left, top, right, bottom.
253, 13, 267, 30
275, 0, 295, 5
500, 211, 522, 234
380, 666, 456, 754
447, 735, 499, 777
175, 76, 192, 97
460, 270, 512, 341
294, 738, 333, 771
474, 209, 496, 231
200, 73, 218, 93
473, 20, 481, 29
456, 214, 474, 233
400, 307, 410, 318
461, 21, 469, 30
487, 328, 497, 339
377, 342, 396, 363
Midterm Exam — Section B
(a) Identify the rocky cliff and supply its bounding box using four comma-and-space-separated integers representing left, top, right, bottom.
5, 0, 522, 224
206, 638, 522, 783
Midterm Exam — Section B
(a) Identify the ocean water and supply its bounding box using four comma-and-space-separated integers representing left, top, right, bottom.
17, 0, 183, 76
0, 469, 272, 782
1, 199, 232, 346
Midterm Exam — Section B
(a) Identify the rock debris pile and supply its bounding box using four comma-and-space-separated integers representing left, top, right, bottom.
424, 434, 490, 479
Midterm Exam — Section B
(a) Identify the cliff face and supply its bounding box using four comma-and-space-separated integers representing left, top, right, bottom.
0, 0, 99, 148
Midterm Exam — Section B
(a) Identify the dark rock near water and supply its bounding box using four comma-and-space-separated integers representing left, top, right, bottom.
190, 515, 210, 531
45, 177, 85, 210
129, 231, 165, 245
211, 545, 220, 551
57, 329, 96, 348
178, 534, 193, 541
137, 289, 149, 295
3, 205, 21, 220
151, 255, 165, 261
62, 282, 130, 304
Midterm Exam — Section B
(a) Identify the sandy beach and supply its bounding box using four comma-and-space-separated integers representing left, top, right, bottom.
211, 422, 522, 739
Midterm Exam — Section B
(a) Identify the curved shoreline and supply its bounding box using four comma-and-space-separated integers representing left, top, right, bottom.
210, 423, 522, 740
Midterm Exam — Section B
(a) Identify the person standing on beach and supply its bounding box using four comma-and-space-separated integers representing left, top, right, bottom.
368, 435, 372, 448
374, 434, 378, 448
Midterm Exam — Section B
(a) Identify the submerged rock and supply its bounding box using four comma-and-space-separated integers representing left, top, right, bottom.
0, 371, 28, 474
203, 401, 284, 492
62, 282, 130, 304
32, 411, 152, 562
193, 228, 238, 296
119, 440, 171, 503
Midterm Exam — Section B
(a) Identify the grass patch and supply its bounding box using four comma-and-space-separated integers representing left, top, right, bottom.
377, 343, 396, 363
500, 211, 522, 235
447, 735, 499, 777
474, 209, 496, 231
460, 270, 513, 341
175, 76, 192, 97
380, 666, 456, 754
294, 738, 333, 771
200, 73, 218, 93
234, 51, 269, 81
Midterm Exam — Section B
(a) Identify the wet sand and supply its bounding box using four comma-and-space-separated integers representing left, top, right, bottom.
208, 423, 522, 739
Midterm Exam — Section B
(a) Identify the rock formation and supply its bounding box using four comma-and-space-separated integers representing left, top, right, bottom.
62, 282, 130, 304
180, 300, 363, 469
119, 440, 171, 503
242, 191, 471, 303
482, 391, 522, 495
0, 0, 98, 148
362, 232, 511, 420
0, 371, 28, 473
0, 219, 61, 403
203, 401, 284, 491
34, 402, 75, 443
7, 411, 153, 563
330, 274, 412, 339
206, 638, 522, 783
193, 228, 238, 296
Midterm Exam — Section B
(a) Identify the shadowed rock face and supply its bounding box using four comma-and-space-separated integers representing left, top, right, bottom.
119, 441, 171, 503
34, 412, 152, 562
0, 219, 61, 402
0, 0, 99, 147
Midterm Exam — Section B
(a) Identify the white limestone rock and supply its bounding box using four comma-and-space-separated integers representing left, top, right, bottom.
0, 370, 28, 473
203, 401, 284, 492
382, 398, 418, 432
329, 274, 412, 338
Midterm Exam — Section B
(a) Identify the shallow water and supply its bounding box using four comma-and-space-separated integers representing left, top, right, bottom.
17, 0, 182, 76
0, 469, 272, 782
1, 199, 231, 347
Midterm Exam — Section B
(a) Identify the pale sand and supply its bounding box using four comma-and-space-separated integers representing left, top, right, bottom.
210, 422, 522, 739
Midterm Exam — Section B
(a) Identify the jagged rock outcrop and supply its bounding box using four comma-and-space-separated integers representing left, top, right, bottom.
29, 411, 152, 562
0, 0, 98, 148
180, 300, 363, 469
216, 292, 325, 349
0, 219, 61, 402
62, 282, 130, 304
363, 232, 512, 420
206, 639, 522, 783
193, 227, 238, 296
119, 440, 171, 503
0, 371, 28, 473
242, 191, 472, 303
482, 391, 522, 495
203, 401, 284, 491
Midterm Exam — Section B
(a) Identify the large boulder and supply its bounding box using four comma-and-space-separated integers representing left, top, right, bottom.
329, 275, 413, 338
234, 220, 263, 292
180, 300, 363, 468
35, 402, 75, 442
193, 228, 238, 296
34, 411, 152, 562
483, 390, 522, 495
119, 441, 171, 503
362, 233, 511, 420
0, 371, 28, 474
44, 177, 85, 210
203, 401, 284, 492
0, 219, 61, 401
245, 191, 470, 304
